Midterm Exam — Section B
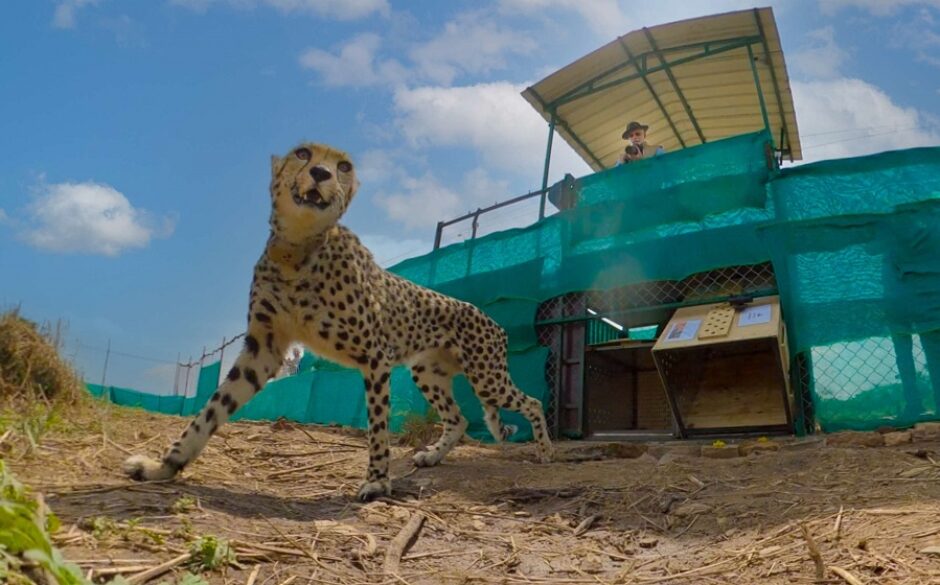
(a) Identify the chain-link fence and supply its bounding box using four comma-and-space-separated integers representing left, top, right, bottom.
71, 333, 244, 399
804, 332, 940, 432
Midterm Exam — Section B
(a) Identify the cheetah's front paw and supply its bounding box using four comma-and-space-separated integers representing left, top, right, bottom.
122, 455, 179, 481
357, 478, 391, 501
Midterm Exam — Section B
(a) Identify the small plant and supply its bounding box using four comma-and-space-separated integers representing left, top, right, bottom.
82, 515, 118, 540
172, 495, 198, 514
174, 515, 195, 539
711, 439, 727, 448
0, 460, 85, 585
157, 573, 210, 585
189, 535, 236, 572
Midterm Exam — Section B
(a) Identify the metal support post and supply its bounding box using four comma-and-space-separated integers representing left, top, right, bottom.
539, 114, 556, 220
433, 221, 444, 250
747, 43, 771, 136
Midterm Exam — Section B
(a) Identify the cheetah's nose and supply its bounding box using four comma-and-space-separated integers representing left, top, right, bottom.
310, 165, 332, 183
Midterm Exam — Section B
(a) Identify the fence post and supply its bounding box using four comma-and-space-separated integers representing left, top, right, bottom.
471, 209, 481, 240
183, 355, 193, 398
173, 352, 181, 396
100, 338, 111, 393
217, 336, 227, 386
433, 221, 444, 250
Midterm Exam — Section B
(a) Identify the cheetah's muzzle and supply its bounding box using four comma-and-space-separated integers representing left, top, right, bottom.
293, 187, 330, 210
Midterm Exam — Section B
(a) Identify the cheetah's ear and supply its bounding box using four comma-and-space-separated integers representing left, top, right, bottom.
270, 155, 281, 177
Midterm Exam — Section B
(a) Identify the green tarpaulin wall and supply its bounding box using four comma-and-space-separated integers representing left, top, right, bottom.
88, 349, 548, 442
86, 131, 940, 436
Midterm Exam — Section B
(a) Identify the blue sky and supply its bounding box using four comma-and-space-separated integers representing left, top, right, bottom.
1, 0, 938, 394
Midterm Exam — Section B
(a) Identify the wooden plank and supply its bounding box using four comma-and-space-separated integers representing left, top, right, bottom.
588, 338, 656, 351
678, 346, 788, 429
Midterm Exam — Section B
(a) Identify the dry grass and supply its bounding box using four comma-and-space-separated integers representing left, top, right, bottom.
4, 315, 940, 583
4, 406, 940, 585
0, 310, 84, 404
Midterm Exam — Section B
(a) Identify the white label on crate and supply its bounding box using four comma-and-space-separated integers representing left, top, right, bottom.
739, 304, 772, 327
664, 319, 701, 342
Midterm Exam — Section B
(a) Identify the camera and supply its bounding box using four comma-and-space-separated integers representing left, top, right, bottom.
624, 144, 640, 156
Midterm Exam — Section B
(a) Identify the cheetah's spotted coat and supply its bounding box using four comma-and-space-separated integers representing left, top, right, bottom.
123, 142, 554, 500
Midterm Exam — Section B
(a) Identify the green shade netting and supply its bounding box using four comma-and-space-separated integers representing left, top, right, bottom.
86, 133, 940, 437
760, 147, 940, 431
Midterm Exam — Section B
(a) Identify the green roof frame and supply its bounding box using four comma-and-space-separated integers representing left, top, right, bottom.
529, 8, 802, 203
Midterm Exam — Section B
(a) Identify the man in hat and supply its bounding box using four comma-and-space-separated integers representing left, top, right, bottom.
617, 121, 664, 165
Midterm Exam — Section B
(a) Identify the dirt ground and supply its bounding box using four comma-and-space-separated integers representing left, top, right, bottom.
9, 404, 940, 585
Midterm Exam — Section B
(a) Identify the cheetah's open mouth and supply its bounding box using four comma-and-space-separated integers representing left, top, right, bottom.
293, 187, 331, 210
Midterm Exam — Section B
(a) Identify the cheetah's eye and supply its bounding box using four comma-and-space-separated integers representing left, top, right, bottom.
337, 161, 353, 173
294, 148, 312, 161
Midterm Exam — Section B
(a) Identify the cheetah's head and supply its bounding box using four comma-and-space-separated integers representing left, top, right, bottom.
269, 142, 359, 242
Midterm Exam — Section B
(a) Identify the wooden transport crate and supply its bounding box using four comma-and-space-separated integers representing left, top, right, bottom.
651, 296, 793, 437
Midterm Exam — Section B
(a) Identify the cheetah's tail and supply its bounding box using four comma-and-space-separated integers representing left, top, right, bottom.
483, 404, 518, 443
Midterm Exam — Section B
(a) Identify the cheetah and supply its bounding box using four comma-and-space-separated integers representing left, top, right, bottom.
123, 142, 554, 501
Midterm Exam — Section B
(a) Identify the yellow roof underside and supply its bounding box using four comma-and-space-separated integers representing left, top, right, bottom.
522, 7, 802, 171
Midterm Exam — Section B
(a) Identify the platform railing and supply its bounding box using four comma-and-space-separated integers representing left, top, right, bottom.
432, 186, 550, 250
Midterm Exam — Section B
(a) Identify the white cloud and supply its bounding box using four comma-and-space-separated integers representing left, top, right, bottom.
170, 0, 390, 20
52, 0, 101, 29
299, 34, 408, 87
392, 82, 590, 179
819, 0, 940, 16
793, 78, 940, 163
497, 0, 628, 38
371, 82, 591, 231
790, 26, 850, 79
22, 180, 175, 256
409, 12, 538, 85
460, 167, 512, 211
100, 14, 146, 47
355, 148, 399, 186
497, 0, 795, 40
889, 8, 940, 68
376, 172, 464, 230
372, 160, 545, 233
358, 233, 431, 267
301, 13, 537, 88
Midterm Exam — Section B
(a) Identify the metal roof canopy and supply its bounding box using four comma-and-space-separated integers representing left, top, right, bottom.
523, 7, 802, 201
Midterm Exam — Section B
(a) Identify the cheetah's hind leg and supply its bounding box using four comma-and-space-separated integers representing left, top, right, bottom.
408, 352, 467, 468
466, 364, 554, 464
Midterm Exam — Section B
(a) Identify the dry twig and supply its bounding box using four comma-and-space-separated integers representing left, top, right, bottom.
266, 455, 355, 479
573, 514, 599, 536
126, 553, 192, 585
830, 566, 865, 585
245, 563, 262, 585
384, 512, 426, 576
800, 523, 826, 582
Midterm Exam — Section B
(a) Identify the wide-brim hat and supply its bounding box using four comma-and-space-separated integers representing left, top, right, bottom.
622, 121, 649, 139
